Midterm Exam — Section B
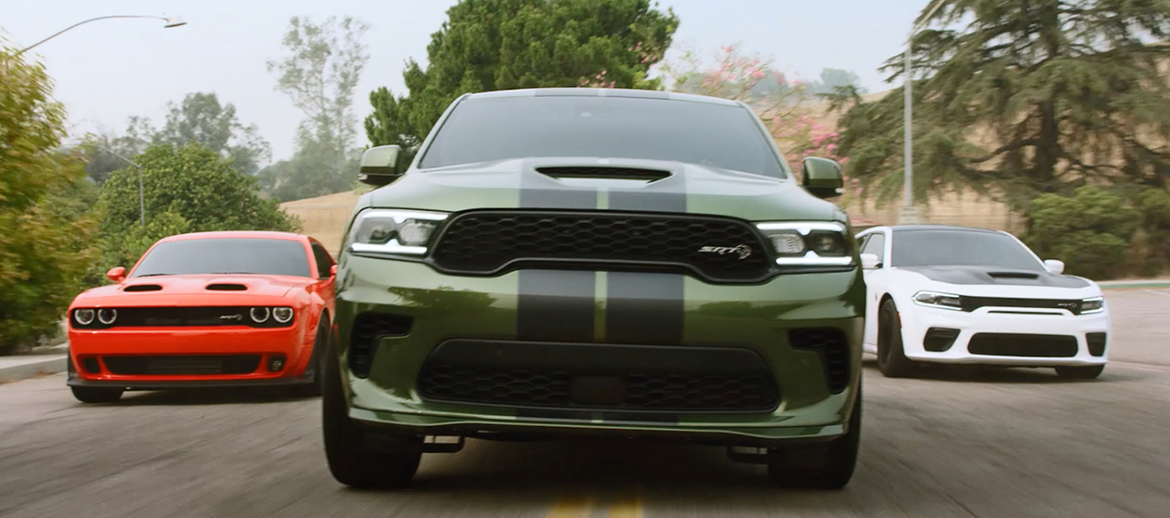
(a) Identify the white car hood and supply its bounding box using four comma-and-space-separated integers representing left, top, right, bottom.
896, 266, 1101, 298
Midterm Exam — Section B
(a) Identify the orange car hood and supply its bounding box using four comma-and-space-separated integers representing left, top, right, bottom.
74, 274, 315, 306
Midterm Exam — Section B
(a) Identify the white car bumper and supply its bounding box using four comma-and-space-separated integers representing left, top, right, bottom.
900, 305, 1111, 366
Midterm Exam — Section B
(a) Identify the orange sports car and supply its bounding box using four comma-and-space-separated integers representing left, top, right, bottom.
66, 231, 336, 403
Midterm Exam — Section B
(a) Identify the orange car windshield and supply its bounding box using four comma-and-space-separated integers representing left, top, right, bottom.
131, 238, 312, 278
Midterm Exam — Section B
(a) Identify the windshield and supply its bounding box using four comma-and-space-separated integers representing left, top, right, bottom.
891, 230, 1044, 271
419, 96, 788, 178
131, 238, 311, 278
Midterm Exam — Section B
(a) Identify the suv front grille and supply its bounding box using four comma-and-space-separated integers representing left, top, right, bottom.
430, 211, 773, 283
415, 340, 780, 413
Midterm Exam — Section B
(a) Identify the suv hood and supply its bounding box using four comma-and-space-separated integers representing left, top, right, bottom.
368, 158, 840, 222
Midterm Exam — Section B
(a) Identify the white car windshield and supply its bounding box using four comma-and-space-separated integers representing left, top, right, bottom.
891, 229, 1044, 271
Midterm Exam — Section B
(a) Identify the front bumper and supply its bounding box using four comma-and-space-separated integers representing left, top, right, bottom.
67, 324, 315, 386
900, 305, 1111, 366
334, 256, 866, 444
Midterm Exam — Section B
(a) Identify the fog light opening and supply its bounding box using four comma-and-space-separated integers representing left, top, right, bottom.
268, 355, 286, 372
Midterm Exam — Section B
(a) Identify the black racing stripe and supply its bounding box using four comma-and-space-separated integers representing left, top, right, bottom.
605, 170, 688, 345
518, 162, 598, 342
605, 272, 684, 345
517, 270, 595, 342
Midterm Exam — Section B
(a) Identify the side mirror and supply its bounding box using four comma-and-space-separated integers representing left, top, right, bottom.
330, 265, 338, 277
802, 157, 844, 199
860, 253, 881, 270
1043, 259, 1065, 275
106, 267, 127, 283
359, 145, 403, 187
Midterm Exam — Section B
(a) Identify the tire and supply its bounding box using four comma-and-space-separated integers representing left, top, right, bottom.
71, 386, 124, 404
322, 324, 421, 489
1055, 365, 1105, 380
290, 318, 328, 398
877, 299, 917, 378
768, 379, 862, 489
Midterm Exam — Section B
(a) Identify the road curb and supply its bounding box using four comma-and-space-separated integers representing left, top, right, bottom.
1100, 280, 1170, 290
0, 356, 67, 384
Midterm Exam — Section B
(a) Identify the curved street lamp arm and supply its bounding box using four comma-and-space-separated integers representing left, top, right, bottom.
15, 15, 182, 57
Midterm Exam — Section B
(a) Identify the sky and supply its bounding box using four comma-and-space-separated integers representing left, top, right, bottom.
2, 0, 926, 162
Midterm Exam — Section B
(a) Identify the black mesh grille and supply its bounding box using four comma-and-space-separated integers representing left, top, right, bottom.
788, 328, 851, 393
415, 340, 780, 413
1087, 333, 1107, 357
348, 312, 414, 378
430, 211, 773, 283
78, 307, 292, 329
967, 333, 1078, 357
102, 355, 261, 375
924, 327, 961, 352
960, 296, 1085, 314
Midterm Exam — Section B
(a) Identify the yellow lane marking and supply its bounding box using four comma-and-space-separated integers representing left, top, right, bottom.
547, 495, 595, 518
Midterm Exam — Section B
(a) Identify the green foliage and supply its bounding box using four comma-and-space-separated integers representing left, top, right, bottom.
155, 92, 271, 175
1136, 188, 1170, 274
1026, 186, 1140, 279
833, 0, 1170, 211
807, 68, 867, 96
265, 16, 369, 201
365, 0, 679, 148
0, 47, 99, 353
97, 144, 300, 270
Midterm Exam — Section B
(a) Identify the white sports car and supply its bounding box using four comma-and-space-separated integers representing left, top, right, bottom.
855, 225, 1111, 379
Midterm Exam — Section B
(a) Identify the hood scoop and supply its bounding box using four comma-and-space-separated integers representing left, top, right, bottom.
987, 271, 1040, 280
206, 283, 247, 291
123, 284, 162, 292
536, 166, 671, 182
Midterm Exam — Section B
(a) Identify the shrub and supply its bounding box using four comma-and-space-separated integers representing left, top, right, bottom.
1026, 186, 1139, 279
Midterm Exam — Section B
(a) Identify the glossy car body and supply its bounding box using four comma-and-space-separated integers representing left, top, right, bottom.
325, 88, 866, 489
67, 231, 336, 401
856, 225, 1111, 377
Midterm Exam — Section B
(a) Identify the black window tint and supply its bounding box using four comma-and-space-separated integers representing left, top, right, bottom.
420, 96, 787, 178
891, 230, 1043, 270
312, 244, 334, 278
862, 233, 886, 262
131, 239, 312, 278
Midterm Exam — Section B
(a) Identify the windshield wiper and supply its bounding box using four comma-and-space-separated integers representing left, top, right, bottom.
210, 272, 259, 275
135, 273, 174, 277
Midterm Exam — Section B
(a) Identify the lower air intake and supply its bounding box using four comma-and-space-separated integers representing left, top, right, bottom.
967, 333, 1078, 358
788, 328, 851, 393
102, 355, 261, 375
348, 312, 413, 378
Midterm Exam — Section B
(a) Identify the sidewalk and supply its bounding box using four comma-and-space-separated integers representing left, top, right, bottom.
1099, 279, 1170, 290
0, 344, 68, 384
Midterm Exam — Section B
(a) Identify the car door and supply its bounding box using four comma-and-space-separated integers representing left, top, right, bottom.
858, 229, 890, 351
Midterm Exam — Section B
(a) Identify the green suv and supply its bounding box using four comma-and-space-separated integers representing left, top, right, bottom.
323, 88, 865, 489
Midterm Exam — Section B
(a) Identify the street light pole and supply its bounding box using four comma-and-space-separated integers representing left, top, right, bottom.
98, 147, 146, 227
14, 14, 186, 57
900, 0, 946, 225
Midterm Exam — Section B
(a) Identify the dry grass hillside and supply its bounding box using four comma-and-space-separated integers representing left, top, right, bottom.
280, 190, 363, 255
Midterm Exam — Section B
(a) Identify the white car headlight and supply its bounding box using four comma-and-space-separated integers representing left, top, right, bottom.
755, 222, 854, 266
913, 291, 963, 311
1080, 297, 1105, 314
348, 209, 449, 256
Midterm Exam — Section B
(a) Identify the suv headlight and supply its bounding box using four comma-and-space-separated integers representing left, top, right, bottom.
1080, 297, 1105, 314
348, 209, 449, 256
755, 222, 854, 266
913, 291, 963, 311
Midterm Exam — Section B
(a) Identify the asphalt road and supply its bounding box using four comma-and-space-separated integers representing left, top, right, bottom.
2, 289, 1169, 518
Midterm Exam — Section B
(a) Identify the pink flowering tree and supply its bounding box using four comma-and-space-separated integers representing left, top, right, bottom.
659, 44, 857, 198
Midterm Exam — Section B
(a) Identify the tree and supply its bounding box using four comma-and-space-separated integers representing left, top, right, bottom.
364, 0, 679, 153
264, 16, 368, 201
80, 117, 153, 183
155, 92, 271, 175
97, 144, 300, 270
1, 46, 98, 353
807, 68, 867, 96
833, 0, 1170, 212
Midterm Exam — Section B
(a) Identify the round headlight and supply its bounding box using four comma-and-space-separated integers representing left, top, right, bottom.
272, 307, 294, 323
97, 308, 118, 325
74, 309, 95, 326
250, 307, 271, 323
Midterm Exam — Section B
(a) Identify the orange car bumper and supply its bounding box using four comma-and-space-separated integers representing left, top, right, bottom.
67, 326, 315, 388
